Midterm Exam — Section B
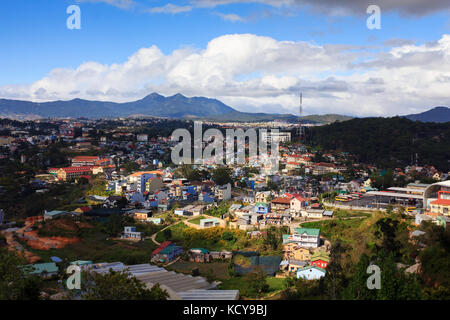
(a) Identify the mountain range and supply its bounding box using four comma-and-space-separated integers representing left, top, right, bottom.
0, 93, 349, 124
403, 106, 450, 123
0, 93, 448, 124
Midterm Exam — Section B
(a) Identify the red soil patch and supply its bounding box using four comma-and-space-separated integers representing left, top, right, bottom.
22, 230, 81, 250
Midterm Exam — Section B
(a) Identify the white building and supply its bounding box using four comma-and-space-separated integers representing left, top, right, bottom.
215, 183, 231, 201
121, 226, 144, 241
284, 228, 320, 248
296, 266, 326, 280
261, 131, 291, 144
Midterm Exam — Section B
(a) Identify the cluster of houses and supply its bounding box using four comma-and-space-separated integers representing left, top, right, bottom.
226, 191, 332, 230
280, 227, 330, 280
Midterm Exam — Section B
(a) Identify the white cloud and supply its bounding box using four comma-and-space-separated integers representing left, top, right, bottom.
191, 0, 450, 16
214, 12, 246, 22
2, 33, 450, 117
147, 3, 192, 14
76, 0, 136, 10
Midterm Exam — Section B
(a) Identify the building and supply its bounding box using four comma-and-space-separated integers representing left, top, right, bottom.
199, 218, 221, 228
271, 197, 291, 212
285, 260, 308, 273
254, 202, 270, 214
428, 190, 450, 216
43, 210, 69, 220
423, 181, 450, 208
215, 183, 231, 201
71, 156, 100, 166
283, 228, 321, 248
261, 131, 291, 144
255, 191, 271, 203
24, 262, 59, 277
132, 210, 153, 222
57, 166, 93, 181
283, 243, 311, 261
263, 213, 291, 226
188, 248, 211, 263
136, 134, 148, 142
310, 252, 330, 269
305, 209, 324, 219
296, 266, 326, 280
152, 241, 183, 263
290, 195, 306, 216
121, 226, 144, 241
145, 177, 164, 193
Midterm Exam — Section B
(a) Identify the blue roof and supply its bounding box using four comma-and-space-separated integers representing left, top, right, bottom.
50, 256, 62, 263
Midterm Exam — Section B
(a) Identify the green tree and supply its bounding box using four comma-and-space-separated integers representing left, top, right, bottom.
212, 167, 232, 186
246, 268, 269, 297
0, 249, 43, 300
323, 239, 347, 299
105, 214, 124, 236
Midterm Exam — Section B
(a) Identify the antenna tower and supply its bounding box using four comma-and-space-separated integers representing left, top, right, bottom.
296, 92, 305, 141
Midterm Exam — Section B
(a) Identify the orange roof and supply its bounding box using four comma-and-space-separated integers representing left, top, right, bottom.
431, 199, 450, 206
129, 170, 163, 177
271, 197, 291, 204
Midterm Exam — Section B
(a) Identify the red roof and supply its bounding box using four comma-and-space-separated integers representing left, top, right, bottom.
431, 199, 450, 206
152, 241, 172, 255
60, 166, 94, 173
271, 197, 291, 204
72, 156, 100, 161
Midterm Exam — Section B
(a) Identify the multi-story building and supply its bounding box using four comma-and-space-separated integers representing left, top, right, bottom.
215, 183, 231, 201
283, 228, 321, 248
57, 166, 93, 181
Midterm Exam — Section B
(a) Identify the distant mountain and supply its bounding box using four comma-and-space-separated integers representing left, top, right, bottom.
0, 93, 235, 119
403, 106, 450, 123
0, 93, 355, 123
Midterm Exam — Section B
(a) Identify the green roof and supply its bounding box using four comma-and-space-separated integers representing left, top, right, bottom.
311, 252, 330, 262
71, 260, 93, 266
191, 248, 209, 253
25, 262, 59, 275
294, 228, 320, 236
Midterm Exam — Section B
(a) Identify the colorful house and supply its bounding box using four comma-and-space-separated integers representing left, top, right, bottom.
310, 251, 330, 269
152, 241, 183, 263
254, 202, 270, 214
296, 266, 326, 280
24, 262, 59, 277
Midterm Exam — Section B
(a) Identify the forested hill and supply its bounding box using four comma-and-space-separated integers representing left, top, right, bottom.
307, 117, 450, 171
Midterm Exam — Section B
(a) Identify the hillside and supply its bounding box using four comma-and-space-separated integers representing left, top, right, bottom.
308, 117, 450, 171
0, 93, 235, 119
302, 114, 354, 124
404, 106, 450, 123
0, 93, 355, 124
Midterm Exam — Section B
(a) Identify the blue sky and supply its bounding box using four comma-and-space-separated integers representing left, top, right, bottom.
1, 0, 450, 116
